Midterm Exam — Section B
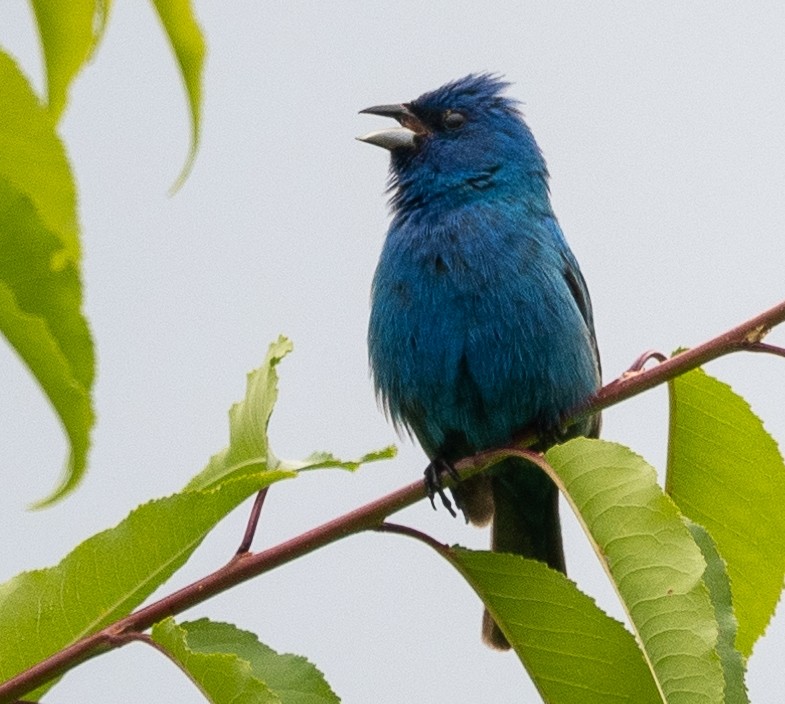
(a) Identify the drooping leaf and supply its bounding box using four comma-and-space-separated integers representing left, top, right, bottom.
451, 549, 661, 703
667, 368, 785, 656
30, 0, 111, 119
149, 0, 206, 190
543, 438, 725, 704
0, 51, 79, 257
152, 618, 340, 704
0, 50, 93, 506
686, 522, 749, 703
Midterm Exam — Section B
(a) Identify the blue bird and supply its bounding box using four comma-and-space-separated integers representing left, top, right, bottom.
360, 74, 601, 649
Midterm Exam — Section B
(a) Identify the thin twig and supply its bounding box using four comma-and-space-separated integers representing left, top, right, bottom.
747, 342, 785, 359
236, 488, 269, 554
625, 349, 669, 373
2, 298, 785, 703
376, 521, 453, 557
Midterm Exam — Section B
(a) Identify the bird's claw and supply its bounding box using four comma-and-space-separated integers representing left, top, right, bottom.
424, 458, 459, 518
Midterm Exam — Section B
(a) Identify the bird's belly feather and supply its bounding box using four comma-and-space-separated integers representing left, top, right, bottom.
369, 225, 597, 458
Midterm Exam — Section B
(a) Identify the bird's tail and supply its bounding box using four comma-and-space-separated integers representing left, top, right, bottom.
482, 458, 565, 650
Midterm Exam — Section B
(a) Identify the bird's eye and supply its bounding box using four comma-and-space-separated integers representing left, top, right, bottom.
442, 110, 466, 130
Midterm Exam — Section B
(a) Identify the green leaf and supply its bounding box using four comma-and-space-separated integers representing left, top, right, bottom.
30, 0, 111, 119
149, 0, 206, 191
667, 368, 785, 656
278, 446, 397, 472
544, 438, 725, 704
0, 469, 293, 698
186, 337, 395, 492
152, 618, 340, 704
0, 339, 388, 697
451, 549, 661, 703
0, 340, 296, 689
686, 522, 749, 704
186, 336, 293, 492
0, 50, 94, 506
0, 51, 79, 258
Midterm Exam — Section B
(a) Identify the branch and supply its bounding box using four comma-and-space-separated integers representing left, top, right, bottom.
2, 298, 785, 703
591, 298, 785, 413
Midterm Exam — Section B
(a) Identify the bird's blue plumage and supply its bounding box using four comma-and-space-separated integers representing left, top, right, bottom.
362, 74, 601, 648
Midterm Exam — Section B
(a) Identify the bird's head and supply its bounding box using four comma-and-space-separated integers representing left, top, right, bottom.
359, 73, 549, 213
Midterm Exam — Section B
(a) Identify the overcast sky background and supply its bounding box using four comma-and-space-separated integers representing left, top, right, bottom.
2, 2, 785, 702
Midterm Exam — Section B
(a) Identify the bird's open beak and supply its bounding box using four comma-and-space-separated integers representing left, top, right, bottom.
357, 103, 427, 151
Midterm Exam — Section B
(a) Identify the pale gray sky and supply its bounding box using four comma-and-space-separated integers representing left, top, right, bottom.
2, 3, 784, 702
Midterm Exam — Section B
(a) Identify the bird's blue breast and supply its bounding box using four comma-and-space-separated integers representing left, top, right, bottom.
368, 198, 599, 459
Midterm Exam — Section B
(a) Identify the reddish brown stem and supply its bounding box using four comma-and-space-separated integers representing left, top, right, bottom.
0, 480, 420, 702
376, 521, 453, 558
625, 349, 669, 373
236, 488, 269, 554
747, 341, 785, 359
2, 298, 785, 703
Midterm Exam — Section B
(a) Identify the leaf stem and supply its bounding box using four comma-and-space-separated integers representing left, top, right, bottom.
376, 521, 453, 558
746, 341, 785, 359
236, 488, 269, 554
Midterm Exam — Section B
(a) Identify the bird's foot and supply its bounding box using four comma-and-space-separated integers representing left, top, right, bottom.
424, 457, 460, 518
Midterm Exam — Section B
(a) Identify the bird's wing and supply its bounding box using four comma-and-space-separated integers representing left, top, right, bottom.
561, 251, 600, 373
560, 249, 602, 438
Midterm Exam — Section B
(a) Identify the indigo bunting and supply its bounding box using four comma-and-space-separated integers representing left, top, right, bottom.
360, 74, 600, 649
